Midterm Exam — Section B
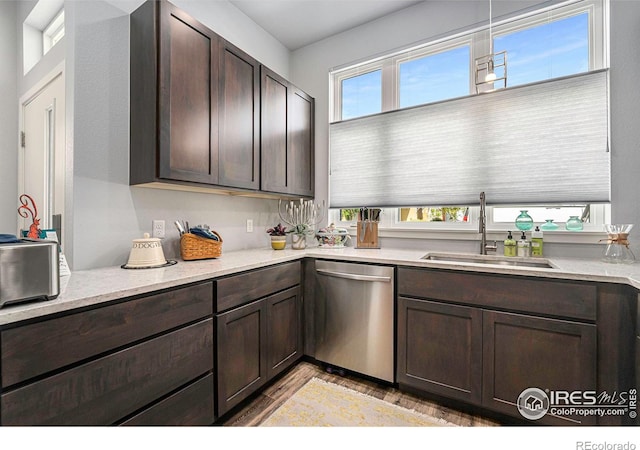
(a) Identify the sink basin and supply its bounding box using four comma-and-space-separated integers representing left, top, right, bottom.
421, 253, 555, 269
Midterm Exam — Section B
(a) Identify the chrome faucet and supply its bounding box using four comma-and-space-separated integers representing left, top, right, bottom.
479, 192, 497, 255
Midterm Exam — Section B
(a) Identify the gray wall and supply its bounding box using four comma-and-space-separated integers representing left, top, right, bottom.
0, 2, 18, 234
291, 0, 639, 259
64, 0, 292, 269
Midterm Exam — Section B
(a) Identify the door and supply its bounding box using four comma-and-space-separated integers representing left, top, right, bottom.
396, 297, 483, 405
260, 66, 289, 194
266, 286, 302, 379
483, 310, 597, 425
19, 72, 65, 243
158, 2, 220, 185
288, 86, 314, 197
218, 41, 260, 190
216, 298, 267, 416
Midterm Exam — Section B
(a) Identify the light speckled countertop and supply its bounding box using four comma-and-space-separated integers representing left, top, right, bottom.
2, 246, 639, 326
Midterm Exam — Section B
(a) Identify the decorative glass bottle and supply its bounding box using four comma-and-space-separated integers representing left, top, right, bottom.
540, 219, 559, 231
565, 216, 583, 231
602, 224, 635, 264
515, 210, 534, 231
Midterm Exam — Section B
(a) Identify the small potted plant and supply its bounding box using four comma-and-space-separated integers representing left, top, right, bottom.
267, 223, 287, 250
288, 223, 314, 250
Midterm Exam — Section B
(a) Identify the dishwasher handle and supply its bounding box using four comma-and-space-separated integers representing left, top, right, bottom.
316, 268, 392, 283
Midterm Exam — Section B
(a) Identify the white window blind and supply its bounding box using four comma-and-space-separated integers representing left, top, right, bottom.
329, 70, 610, 208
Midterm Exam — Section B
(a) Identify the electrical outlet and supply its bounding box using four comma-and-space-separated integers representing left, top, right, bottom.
246, 219, 254, 233
152, 220, 165, 238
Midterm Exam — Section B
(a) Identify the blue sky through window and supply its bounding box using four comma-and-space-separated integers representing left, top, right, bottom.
339, 11, 589, 120
341, 70, 382, 120
400, 46, 470, 108
494, 13, 589, 87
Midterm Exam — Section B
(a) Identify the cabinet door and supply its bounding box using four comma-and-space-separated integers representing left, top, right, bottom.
483, 311, 597, 425
397, 297, 482, 405
219, 41, 260, 190
1, 320, 213, 425
266, 287, 302, 379
288, 86, 314, 197
260, 66, 290, 194
157, 3, 220, 184
216, 299, 267, 416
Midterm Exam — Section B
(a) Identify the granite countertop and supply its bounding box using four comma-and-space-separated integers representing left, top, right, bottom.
2, 246, 640, 326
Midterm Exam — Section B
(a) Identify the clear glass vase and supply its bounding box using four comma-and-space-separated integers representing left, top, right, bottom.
515, 210, 534, 231
565, 216, 583, 231
602, 224, 635, 264
540, 219, 559, 231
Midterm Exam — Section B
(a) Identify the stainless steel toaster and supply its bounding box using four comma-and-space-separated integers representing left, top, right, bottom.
0, 239, 60, 308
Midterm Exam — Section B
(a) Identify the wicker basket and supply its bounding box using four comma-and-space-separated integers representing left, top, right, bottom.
180, 231, 223, 260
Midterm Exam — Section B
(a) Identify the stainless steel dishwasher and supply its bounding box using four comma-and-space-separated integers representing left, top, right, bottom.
313, 260, 394, 383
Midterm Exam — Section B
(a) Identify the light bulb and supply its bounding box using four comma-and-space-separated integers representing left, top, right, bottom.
485, 72, 497, 82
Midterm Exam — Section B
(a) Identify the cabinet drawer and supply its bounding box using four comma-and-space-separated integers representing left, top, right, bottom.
398, 268, 596, 321
121, 373, 214, 426
1, 319, 213, 426
1, 282, 213, 388
216, 261, 300, 312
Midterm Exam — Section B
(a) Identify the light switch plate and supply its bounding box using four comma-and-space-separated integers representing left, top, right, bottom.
246, 219, 253, 233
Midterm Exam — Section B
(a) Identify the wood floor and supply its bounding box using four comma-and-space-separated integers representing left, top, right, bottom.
219, 360, 500, 427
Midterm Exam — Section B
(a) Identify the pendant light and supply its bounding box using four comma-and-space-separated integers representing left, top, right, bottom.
485, 0, 497, 82
474, 0, 507, 92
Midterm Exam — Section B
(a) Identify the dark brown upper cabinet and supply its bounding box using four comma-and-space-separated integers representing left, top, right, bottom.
218, 42, 260, 190
130, 1, 221, 186
260, 66, 314, 197
130, 0, 314, 198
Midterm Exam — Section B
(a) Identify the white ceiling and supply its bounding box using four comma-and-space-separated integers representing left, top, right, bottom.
229, 0, 425, 51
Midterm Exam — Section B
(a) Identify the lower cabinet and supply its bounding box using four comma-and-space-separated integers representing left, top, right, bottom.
482, 310, 597, 425
216, 285, 302, 417
397, 297, 597, 425
0, 282, 215, 426
397, 297, 482, 405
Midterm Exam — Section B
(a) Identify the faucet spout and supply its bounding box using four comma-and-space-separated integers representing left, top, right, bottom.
479, 191, 497, 255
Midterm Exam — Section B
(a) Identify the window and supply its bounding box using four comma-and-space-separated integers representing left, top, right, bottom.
43, 9, 65, 55
494, 12, 589, 87
398, 45, 470, 108
341, 70, 382, 120
329, 0, 608, 235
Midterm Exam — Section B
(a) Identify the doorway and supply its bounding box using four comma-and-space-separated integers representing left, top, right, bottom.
18, 70, 65, 248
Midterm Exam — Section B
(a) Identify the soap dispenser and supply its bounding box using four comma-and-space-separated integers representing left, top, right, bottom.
531, 226, 543, 257
504, 231, 516, 257
517, 231, 530, 257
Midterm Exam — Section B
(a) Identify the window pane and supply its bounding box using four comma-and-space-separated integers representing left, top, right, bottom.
494, 13, 589, 87
341, 70, 382, 120
492, 206, 588, 224
399, 207, 469, 223
340, 208, 359, 222
400, 46, 470, 108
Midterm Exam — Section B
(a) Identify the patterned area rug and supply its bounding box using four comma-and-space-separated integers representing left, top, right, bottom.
261, 377, 457, 427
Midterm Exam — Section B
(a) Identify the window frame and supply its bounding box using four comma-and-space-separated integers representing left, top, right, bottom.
328, 0, 609, 239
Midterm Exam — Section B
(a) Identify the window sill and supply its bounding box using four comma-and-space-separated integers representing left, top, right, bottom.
343, 226, 606, 245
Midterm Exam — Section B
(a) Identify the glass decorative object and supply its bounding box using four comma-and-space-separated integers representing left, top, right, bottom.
515, 210, 534, 231
602, 224, 635, 264
565, 216, 584, 231
540, 219, 559, 231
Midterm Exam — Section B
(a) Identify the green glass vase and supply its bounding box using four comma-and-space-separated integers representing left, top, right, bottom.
565, 216, 583, 231
515, 210, 534, 231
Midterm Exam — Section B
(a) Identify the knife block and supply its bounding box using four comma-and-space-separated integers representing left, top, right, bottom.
356, 221, 380, 249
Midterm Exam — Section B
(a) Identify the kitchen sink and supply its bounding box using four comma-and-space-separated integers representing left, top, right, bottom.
420, 252, 555, 269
